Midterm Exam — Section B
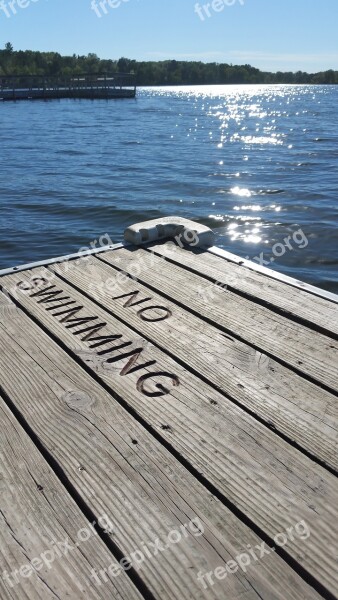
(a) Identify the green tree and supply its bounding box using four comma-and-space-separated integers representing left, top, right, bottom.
0, 47, 337, 86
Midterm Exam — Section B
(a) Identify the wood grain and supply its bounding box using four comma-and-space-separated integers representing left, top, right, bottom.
0, 397, 142, 600
1, 272, 337, 598
152, 242, 338, 336
44, 253, 338, 471
0, 294, 325, 600
98, 246, 338, 392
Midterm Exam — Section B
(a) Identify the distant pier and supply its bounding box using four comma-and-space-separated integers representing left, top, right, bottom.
0, 73, 136, 101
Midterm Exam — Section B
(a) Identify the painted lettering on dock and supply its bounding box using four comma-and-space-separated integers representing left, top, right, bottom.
16, 277, 179, 397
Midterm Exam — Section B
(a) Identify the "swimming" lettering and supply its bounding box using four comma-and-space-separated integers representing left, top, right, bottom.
16, 277, 180, 397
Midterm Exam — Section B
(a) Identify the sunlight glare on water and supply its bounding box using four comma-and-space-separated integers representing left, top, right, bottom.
0, 84, 337, 291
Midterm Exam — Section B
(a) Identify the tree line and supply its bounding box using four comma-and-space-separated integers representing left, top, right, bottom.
1, 44, 337, 85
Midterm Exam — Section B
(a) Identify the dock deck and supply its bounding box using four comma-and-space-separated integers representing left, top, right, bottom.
0, 218, 337, 600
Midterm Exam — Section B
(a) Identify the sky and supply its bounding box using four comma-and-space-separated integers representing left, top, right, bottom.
1, 0, 338, 72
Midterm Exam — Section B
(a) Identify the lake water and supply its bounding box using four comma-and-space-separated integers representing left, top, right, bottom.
1, 84, 337, 292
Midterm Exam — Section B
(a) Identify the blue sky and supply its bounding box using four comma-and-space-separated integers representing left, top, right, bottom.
1, 0, 337, 72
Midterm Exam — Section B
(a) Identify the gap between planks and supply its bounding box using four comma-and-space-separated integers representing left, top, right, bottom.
0, 291, 328, 600
98, 246, 338, 394
168, 243, 338, 336
33, 251, 338, 474
0, 393, 144, 600
0, 272, 338, 598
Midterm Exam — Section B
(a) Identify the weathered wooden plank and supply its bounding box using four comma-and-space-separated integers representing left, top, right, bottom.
41, 253, 338, 471
0, 294, 264, 600
0, 243, 124, 278
208, 246, 338, 304
0, 397, 142, 599
150, 242, 338, 335
98, 246, 338, 393
1, 272, 337, 598
0, 295, 325, 600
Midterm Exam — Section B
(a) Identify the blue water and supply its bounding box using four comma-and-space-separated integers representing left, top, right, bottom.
1, 85, 337, 292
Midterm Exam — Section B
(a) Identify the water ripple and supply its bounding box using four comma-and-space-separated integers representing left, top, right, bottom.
0, 85, 337, 292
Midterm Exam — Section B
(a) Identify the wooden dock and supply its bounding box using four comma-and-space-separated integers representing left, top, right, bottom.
0, 216, 337, 600
0, 73, 136, 101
